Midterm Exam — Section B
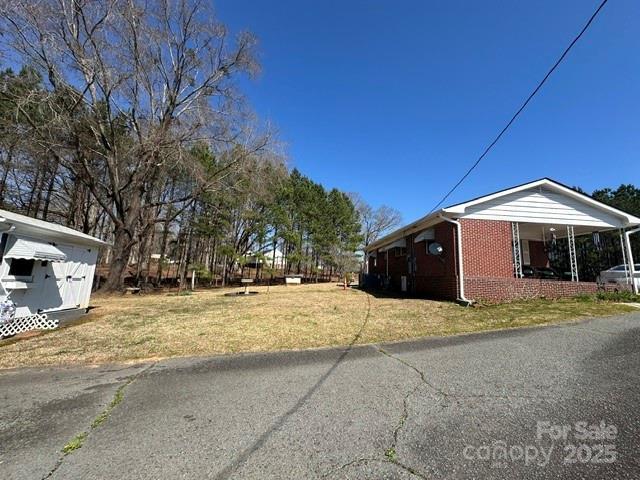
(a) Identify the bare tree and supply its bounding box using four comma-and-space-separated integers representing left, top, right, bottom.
0, 0, 269, 290
350, 194, 402, 249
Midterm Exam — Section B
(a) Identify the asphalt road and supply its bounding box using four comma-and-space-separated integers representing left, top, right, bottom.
1, 312, 639, 479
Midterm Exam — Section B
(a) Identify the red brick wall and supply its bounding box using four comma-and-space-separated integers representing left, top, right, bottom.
528, 240, 549, 267
415, 274, 458, 299
414, 222, 457, 277
368, 245, 410, 291
413, 222, 458, 299
367, 221, 460, 300
386, 248, 409, 290
466, 277, 627, 303
460, 219, 513, 278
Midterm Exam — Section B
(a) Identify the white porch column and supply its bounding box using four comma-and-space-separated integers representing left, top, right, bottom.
619, 230, 631, 285
624, 229, 638, 295
511, 222, 523, 278
567, 225, 578, 282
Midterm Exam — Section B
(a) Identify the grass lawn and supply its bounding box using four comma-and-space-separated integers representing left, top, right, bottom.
0, 283, 636, 369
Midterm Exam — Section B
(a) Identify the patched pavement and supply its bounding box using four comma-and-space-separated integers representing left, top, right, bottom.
1, 312, 639, 479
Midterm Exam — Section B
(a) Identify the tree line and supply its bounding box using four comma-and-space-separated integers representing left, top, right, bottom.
0, 0, 401, 290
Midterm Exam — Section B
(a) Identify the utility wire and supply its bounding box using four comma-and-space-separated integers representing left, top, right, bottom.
428, 0, 609, 213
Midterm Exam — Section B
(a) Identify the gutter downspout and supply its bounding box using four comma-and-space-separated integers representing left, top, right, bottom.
386, 249, 389, 279
624, 227, 640, 295
439, 215, 471, 305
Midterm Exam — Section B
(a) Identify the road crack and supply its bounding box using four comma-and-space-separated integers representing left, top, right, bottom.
42, 362, 156, 479
391, 459, 429, 479
372, 347, 451, 479
377, 347, 451, 399
389, 382, 420, 452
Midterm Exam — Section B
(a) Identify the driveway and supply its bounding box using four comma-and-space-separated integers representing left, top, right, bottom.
1, 312, 639, 479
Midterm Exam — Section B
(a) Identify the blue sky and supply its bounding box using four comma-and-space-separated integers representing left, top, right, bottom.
216, 0, 639, 223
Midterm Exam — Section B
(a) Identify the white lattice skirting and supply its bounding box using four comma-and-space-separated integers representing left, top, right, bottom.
0, 314, 58, 338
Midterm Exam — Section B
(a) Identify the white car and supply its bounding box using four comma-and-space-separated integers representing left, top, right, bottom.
597, 264, 640, 286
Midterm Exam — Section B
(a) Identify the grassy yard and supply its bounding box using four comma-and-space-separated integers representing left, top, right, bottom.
0, 283, 636, 369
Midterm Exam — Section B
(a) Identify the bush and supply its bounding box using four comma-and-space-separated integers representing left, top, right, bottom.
595, 290, 640, 303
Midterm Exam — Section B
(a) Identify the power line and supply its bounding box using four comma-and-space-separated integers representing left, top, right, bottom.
428, 0, 609, 213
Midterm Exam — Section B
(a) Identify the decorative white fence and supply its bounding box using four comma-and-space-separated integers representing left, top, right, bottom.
0, 313, 58, 338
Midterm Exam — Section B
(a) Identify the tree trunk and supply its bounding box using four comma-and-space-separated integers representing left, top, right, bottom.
0, 147, 14, 207
221, 254, 228, 286
210, 241, 218, 286
102, 225, 135, 291
26, 163, 41, 216
41, 157, 59, 221
156, 219, 171, 284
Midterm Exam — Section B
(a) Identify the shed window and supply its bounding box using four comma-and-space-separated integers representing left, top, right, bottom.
394, 247, 407, 257
8, 258, 35, 278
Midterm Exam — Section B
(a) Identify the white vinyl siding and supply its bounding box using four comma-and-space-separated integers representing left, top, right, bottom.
459, 188, 621, 228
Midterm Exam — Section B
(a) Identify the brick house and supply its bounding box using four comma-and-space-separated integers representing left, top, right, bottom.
365, 178, 640, 303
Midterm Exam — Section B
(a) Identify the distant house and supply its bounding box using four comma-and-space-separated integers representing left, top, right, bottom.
0, 209, 107, 335
150, 253, 177, 264
246, 248, 285, 269
365, 178, 640, 303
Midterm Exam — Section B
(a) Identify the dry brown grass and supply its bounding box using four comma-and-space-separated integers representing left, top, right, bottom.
0, 283, 634, 369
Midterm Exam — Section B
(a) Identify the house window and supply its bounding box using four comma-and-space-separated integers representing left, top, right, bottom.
394, 247, 406, 257
8, 258, 35, 278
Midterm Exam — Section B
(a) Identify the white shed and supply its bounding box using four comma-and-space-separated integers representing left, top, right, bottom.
0, 209, 107, 336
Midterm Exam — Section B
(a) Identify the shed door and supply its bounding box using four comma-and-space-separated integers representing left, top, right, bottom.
42, 245, 88, 311
63, 247, 91, 308
41, 245, 75, 311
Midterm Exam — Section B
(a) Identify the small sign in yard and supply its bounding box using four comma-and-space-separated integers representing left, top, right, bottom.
241, 278, 254, 295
